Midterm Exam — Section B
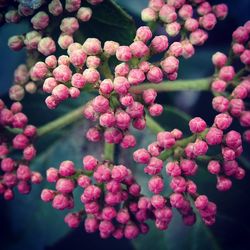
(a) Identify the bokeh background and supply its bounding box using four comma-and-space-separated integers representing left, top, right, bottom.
0, 1, 250, 250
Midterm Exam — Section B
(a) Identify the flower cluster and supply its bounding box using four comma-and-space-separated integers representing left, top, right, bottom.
133, 114, 245, 226
211, 20, 250, 143
41, 157, 152, 239
5, 0, 104, 101
0, 99, 42, 200
142, 0, 227, 56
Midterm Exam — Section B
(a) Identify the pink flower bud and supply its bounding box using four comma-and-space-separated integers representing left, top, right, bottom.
128, 69, 145, 85
170, 193, 185, 209
149, 0, 165, 11
65, 0, 81, 12
211, 79, 227, 92
240, 49, 250, 65
207, 160, 221, 175
150, 35, 169, 53
12, 134, 29, 150
92, 95, 109, 113
148, 103, 163, 116
83, 38, 102, 55
59, 160, 75, 177
168, 42, 183, 57
77, 175, 91, 188
133, 149, 151, 164
41, 189, 55, 202
57, 32, 73, 49
86, 56, 101, 69
124, 224, 139, 239
184, 18, 199, 32
205, 127, 223, 145
178, 4, 193, 20
199, 13, 217, 30
212, 96, 229, 112
180, 159, 198, 176
126, 101, 144, 118
133, 117, 146, 130
71, 73, 86, 88
195, 195, 208, 210
104, 128, 123, 144
58, 55, 70, 65
38, 37, 56, 56
32, 62, 48, 80
77, 7, 92, 21
31, 11, 49, 30
99, 79, 113, 95
83, 155, 98, 171
8, 35, 24, 51
157, 131, 175, 149
216, 176, 232, 191
60, 17, 79, 35
147, 66, 163, 83
148, 175, 164, 194
213, 4, 228, 20
160, 56, 179, 74
212, 52, 227, 68
69, 49, 87, 67
232, 26, 249, 43
23, 144, 36, 161
24, 31, 42, 50
103, 41, 119, 56
52, 84, 69, 101
86, 127, 101, 142
166, 161, 181, 177
52, 194, 70, 210
56, 178, 75, 194
136, 26, 152, 43
165, 22, 181, 37
240, 111, 250, 127
218, 66, 235, 81
130, 41, 150, 58
190, 29, 208, 45
230, 99, 245, 117
82, 68, 100, 84
159, 4, 177, 23
170, 176, 186, 193
113, 76, 130, 95
144, 157, 163, 175
189, 117, 207, 133
64, 213, 81, 228
142, 89, 157, 104
141, 8, 157, 22
214, 113, 232, 130
84, 217, 99, 233
48, 0, 63, 16
99, 112, 116, 128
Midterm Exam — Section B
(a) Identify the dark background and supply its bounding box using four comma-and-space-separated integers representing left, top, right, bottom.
0, 1, 250, 250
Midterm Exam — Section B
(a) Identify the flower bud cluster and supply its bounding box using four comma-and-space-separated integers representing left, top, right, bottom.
211, 21, 250, 143
141, 0, 227, 58
133, 114, 245, 226
0, 99, 42, 200
42, 156, 154, 239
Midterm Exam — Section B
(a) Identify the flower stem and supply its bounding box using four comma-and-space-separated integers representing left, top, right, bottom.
103, 142, 115, 162
145, 114, 165, 134
130, 77, 211, 93
37, 106, 84, 137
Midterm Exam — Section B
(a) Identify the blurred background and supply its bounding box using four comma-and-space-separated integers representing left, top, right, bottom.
0, 1, 250, 250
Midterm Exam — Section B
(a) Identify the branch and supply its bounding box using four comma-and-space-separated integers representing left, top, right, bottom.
103, 142, 115, 162
130, 78, 211, 93
37, 106, 84, 137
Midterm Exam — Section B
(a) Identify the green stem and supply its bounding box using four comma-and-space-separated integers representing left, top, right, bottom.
130, 78, 211, 93
104, 142, 115, 162
37, 106, 84, 137
145, 114, 165, 134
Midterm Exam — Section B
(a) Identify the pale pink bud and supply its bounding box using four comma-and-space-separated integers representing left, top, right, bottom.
159, 4, 177, 23
77, 7, 92, 22
190, 29, 208, 46
82, 38, 102, 55
38, 37, 56, 56
147, 66, 163, 83
178, 4, 193, 20
165, 22, 181, 37
212, 52, 227, 68
136, 26, 152, 43
150, 35, 169, 53
58, 34, 74, 50
31, 11, 49, 30
103, 41, 119, 56
141, 8, 157, 22
184, 18, 199, 32
160, 56, 179, 74
128, 69, 145, 85
99, 79, 113, 95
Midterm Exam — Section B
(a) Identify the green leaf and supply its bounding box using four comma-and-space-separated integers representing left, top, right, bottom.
75, 0, 136, 45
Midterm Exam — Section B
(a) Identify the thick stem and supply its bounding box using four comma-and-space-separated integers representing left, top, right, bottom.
130, 78, 211, 93
103, 142, 115, 162
37, 106, 84, 137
